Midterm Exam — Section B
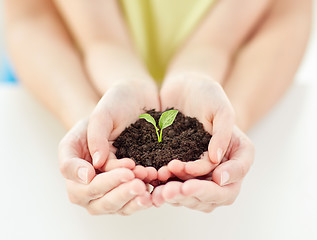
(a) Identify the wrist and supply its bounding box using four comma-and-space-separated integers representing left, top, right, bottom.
60, 95, 99, 130
162, 71, 222, 98
167, 45, 230, 85
230, 104, 251, 132
84, 42, 156, 94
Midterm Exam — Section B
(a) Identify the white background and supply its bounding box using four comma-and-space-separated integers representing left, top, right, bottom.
0, 1, 317, 240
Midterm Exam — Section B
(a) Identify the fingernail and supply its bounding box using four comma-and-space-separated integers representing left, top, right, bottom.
92, 152, 101, 166
217, 148, 223, 163
221, 171, 230, 186
78, 167, 88, 184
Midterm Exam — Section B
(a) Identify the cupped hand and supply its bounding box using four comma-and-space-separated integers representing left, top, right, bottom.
158, 72, 235, 181
87, 81, 160, 183
152, 126, 254, 212
58, 119, 152, 215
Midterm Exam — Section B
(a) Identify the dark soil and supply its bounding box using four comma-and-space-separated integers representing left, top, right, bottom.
113, 109, 212, 170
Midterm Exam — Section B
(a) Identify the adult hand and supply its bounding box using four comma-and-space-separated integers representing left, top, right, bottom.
87, 81, 161, 183
58, 119, 152, 215
152, 126, 254, 212
158, 72, 235, 181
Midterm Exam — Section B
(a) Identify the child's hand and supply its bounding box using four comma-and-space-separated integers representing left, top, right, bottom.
87, 81, 160, 183
158, 73, 235, 181
152, 126, 254, 212
59, 119, 152, 215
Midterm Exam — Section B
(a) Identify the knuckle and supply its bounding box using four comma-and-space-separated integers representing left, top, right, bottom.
202, 206, 215, 213
224, 197, 237, 206
67, 193, 79, 205
87, 186, 102, 199
59, 161, 69, 177
102, 201, 117, 213
239, 163, 248, 178
87, 207, 100, 216
187, 202, 200, 209
58, 136, 68, 153
118, 211, 130, 216
222, 106, 235, 121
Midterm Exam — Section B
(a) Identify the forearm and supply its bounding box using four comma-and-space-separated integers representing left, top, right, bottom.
5, 2, 99, 129
223, 0, 312, 131
52, 0, 158, 97
84, 42, 158, 97
165, 45, 230, 85
165, 0, 271, 84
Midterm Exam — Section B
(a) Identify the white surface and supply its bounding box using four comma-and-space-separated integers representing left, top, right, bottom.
1, 3, 317, 240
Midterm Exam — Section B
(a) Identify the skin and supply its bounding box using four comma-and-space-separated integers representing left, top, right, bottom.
59, 120, 152, 215
5, 0, 312, 214
152, 127, 254, 212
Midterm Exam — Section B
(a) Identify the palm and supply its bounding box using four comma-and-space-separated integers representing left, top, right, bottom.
158, 75, 234, 181
87, 83, 160, 182
151, 126, 254, 212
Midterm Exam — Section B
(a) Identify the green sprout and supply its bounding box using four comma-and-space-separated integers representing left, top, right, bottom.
139, 109, 179, 142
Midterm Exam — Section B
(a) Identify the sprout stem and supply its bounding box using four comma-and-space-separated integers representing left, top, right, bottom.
159, 128, 163, 142
156, 130, 161, 142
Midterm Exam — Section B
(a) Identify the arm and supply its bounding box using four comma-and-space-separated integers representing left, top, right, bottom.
53, 0, 158, 96
6, 0, 157, 215
223, 0, 312, 131
155, 0, 312, 212
52, 0, 160, 179
164, 0, 311, 131
165, 0, 272, 83
158, 0, 272, 178
5, 0, 99, 129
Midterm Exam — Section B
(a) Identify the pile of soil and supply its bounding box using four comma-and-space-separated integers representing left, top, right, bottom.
113, 109, 212, 170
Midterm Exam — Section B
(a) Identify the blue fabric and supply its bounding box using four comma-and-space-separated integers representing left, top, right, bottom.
0, 55, 17, 84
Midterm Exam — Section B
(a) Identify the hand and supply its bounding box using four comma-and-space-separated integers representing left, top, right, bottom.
158, 72, 235, 181
58, 119, 152, 215
87, 81, 161, 183
152, 126, 254, 212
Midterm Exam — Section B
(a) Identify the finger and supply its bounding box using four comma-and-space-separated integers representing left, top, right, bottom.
196, 204, 217, 213
161, 181, 183, 201
213, 128, 255, 186
132, 165, 148, 180
157, 166, 173, 181
58, 120, 95, 184
172, 195, 201, 209
167, 160, 193, 180
102, 157, 136, 172
87, 98, 113, 169
162, 182, 218, 211
86, 168, 135, 199
184, 153, 216, 177
161, 182, 201, 208
143, 167, 158, 183
66, 168, 135, 206
60, 157, 96, 184
118, 192, 152, 216
181, 179, 229, 204
87, 179, 146, 215
208, 107, 235, 164
152, 185, 165, 207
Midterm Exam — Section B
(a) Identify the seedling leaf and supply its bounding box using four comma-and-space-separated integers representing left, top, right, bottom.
139, 113, 160, 140
159, 109, 179, 130
139, 113, 158, 130
139, 110, 178, 143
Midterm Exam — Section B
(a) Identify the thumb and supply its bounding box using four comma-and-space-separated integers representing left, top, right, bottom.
87, 102, 112, 169
208, 108, 235, 164
58, 119, 96, 184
